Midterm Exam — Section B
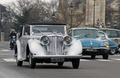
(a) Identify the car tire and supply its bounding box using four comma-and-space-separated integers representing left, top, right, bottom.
16, 54, 23, 66
102, 52, 109, 59
91, 54, 96, 59
15, 46, 23, 66
109, 49, 116, 55
29, 52, 36, 69
17, 61, 23, 66
58, 62, 64, 66
72, 59, 80, 69
117, 45, 120, 54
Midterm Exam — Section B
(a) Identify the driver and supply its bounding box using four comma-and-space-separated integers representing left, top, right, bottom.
9, 30, 17, 45
9, 30, 16, 39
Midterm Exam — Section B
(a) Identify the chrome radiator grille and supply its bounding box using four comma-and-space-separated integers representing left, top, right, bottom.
47, 36, 63, 55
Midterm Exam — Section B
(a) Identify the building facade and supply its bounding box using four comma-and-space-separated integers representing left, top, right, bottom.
85, 0, 106, 27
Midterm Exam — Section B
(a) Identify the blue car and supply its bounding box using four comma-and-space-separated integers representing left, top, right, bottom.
68, 27, 117, 59
100, 28, 120, 54
99, 31, 118, 55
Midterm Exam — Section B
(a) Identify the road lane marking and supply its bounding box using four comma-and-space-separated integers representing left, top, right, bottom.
0, 49, 10, 52
81, 58, 113, 62
96, 59, 112, 62
2, 49, 10, 51
3, 58, 16, 62
112, 59, 120, 61
81, 59, 90, 61
113, 55, 120, 56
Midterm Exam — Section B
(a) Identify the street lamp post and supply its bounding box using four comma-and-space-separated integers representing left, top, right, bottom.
70, 3, 73, 28
93, 0, 96, 27
0, 7, 2, 31
52, 3, 56, 22
52, 12, 55, 21
119, 1, 120, 29
0, 7, 4, 41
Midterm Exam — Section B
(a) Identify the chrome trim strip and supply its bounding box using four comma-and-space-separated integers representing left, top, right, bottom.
83, 47, 109, 49
48, 36, 63, 55
33, 55, 82, 58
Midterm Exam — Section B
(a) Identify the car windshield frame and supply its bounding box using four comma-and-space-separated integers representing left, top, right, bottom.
73, 29, 99, 38
31, 25, 65, 35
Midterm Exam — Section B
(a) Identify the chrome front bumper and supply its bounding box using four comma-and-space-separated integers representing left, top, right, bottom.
83, 46, 109, 49
32, 55, 82, 59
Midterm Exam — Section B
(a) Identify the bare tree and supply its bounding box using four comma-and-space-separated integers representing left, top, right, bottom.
57, 0, 86, 28
7, 0, 45, 30
7, 0, 58, 30
0, 4, 10, 32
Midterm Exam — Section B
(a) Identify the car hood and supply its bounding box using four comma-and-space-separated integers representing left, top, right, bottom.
108, 39, 118, 47
74, 37, 101, 47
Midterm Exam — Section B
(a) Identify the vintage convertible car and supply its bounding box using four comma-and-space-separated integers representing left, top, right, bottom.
15, 22, 82, 69
68, 27, 112, 59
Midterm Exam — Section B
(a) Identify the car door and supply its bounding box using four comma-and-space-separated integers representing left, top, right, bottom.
22, 25, 30, 59
17, 26, 25, 59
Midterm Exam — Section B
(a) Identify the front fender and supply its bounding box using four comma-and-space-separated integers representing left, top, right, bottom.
28, 39, 46, 55
67, 39, 83, 55
16, 40, 24, 61
108, 39, 118, 49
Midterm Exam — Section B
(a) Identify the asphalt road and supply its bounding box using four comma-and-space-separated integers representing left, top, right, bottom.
0, 41, 120, 78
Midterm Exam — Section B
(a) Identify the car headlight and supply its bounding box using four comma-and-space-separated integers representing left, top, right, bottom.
101, 41, 109, 46
40, 36, 50, 45
63, 36, 72, 45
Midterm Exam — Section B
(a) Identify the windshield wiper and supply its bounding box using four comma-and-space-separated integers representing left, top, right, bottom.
48, 28, 58, 34
33, 29, 44, 35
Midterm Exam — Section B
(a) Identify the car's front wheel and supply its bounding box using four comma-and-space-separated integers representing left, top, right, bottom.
109, 49, 116, 55
118, 45, 120, 54
16, 54, 23, 66
17, 61, 23, 66
15, 46, 23, 66
72, 59, 80, 69
29, 52, 36, 69
102, 51, 109, 59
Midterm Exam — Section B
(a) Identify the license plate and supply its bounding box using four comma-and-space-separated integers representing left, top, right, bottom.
51, 58, 64, 62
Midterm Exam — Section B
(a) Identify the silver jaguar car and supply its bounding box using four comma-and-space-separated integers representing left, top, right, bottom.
15, 22, 82, 69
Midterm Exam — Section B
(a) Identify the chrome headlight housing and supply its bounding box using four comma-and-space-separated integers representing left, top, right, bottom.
63, 36, 72, 45
101, 41, 109, 46
40, 36, 50, 45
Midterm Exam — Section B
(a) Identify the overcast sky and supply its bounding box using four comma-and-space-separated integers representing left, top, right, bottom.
0, 0, 16, 4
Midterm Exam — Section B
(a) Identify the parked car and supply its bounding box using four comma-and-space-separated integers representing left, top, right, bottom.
101, 28, 120, 54
15, 22, 82, 69
68, 27, 110, 59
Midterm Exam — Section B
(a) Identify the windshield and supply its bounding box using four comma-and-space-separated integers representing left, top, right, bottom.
102, 30, 118, 38
73, 29, 99, 38
32, 25, 65, 35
